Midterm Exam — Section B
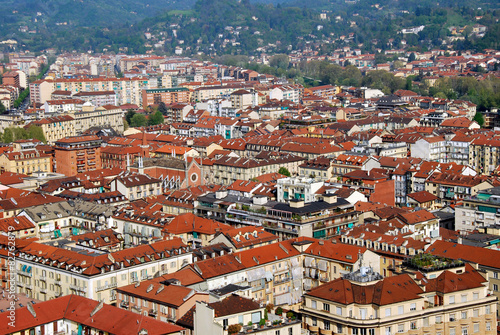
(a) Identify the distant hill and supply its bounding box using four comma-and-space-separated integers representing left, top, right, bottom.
0, 0, 498, 54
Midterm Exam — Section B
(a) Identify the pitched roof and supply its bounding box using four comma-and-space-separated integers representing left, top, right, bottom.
427, 240, 500, 270
0, 294, 184, 335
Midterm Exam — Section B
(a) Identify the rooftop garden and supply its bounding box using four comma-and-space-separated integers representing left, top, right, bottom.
404, 253, 464, 272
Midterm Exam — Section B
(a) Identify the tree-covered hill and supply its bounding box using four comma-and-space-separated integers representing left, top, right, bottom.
0, 0, 498, 55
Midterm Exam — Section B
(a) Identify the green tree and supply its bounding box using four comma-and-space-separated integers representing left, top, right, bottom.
157, 102, 168, 115
27, 125, 47, 143
278, 167, 291, 177
3, 128, 13, 143
473, 112, 484, 126
123, 119, 129, 131
125, 109, 136, 124
130, 113, 147, 127
148, 111, 164, 126
269, 54, 289, 70
0, 102, 6, 115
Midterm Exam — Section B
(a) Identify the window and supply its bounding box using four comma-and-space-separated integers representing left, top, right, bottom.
337, 324, 342, 333
398, 306, 403, 315
450, 313, 456, 322
336, 307, 342, 315
473, 292, 479, 300
436, 316, 442, 323
311, 317, 317, 326
398, 324, 404, 333
486, 305, 491, 314
461, 294, 467, 303
410, 321, 417, 330
473, 323, 479, 333
449, 295, 455, 304
385, 308, 391, 317
486, 322, 491, 331
289, 328, 293, 335
494, 272, 498, 279
473, 309, 479, 317
275, 331, 280, 335
410, 303, 416, 311
324, 321, 330, 330
450, 329, 456, 335
385, 326, 391, 335
223, 319, 228, 328
311, 300, 317, 309
461, 326, 468, 335
493, 284, 498, 291
461, 311, 467, 319
323, 303, 330, 312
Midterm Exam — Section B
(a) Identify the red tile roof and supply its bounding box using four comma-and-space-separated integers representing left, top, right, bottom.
0, 294, 184, 334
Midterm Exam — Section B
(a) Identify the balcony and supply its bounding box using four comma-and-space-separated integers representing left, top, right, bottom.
39, 276, 47, 282
69, 284, 87, 292
95, 282, 118, 292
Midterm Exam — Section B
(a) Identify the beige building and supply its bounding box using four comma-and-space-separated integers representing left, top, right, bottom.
212, 154, 305, 186
0, 149, 51, 175
30, 76, 151, 106
13, 238, 192, 305
28, 114, 76, 144
301, 261, 497, 335
73, 103, 125, 134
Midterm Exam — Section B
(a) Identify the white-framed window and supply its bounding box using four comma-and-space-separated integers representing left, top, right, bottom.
385, 308, 391, 317
449, 295, 455, 304
450, 328, 456, 335
461, 294, 467, 303
336, 306, 342, 315
461, 326, 468, 335
398, 324, 404, 333
398, 306, 403, 315
473, 323, 479, 333
410, 303, 416, 311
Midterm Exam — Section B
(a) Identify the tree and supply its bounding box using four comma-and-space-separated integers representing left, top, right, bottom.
473, 112, 484, 126
148, 111, 164, 126
2, 128, 13, 143
123, 119, 129, 131
158, 102, 168, 115
0, 102, 6, 115
130, 113, 147, 127
408, 52, 417, 62
269, 54, 289, 70
278, 167, 291, 177
27, 125, 46, 143
125, 109, 136, 124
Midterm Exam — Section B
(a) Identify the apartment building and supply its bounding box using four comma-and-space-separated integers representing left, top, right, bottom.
110, 173, 163, 201
73, 104, 124, 134
12, 238, 192, 305
54, 135, 102, 176
301, 262, 496, 335
116, 280, 209, 322
212, 154, 305, 186
142, 87, 190, 107
0, 149, 52, 175
0, 294, 184, 335
30, 77, 151, 106
455, 186, 500, 231
428, 240, 500, 315
28, 115, 76, 144
182, 238, 378, 308
73, 90, 117, 107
